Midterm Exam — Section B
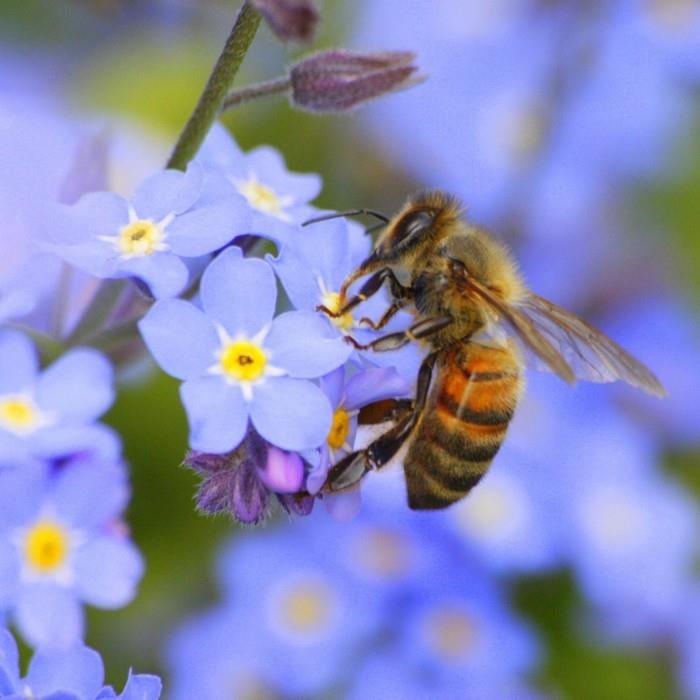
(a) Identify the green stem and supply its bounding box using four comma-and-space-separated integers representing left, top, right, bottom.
220, 76, 292, 113
167, 1, 262, 171
65, 279, 125, 346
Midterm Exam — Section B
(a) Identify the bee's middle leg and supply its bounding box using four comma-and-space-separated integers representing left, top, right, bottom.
344, 315, 453, 352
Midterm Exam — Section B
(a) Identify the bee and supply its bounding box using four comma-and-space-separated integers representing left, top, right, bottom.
308, 191, 665, 511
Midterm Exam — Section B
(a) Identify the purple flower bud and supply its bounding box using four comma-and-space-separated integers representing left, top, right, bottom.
289, 49, 421, 113
230, 457, 269, 525
258, 446, 305, 493
252, 0, 319, 43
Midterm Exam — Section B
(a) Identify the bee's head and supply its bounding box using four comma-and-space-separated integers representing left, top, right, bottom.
342, 190, 463, 291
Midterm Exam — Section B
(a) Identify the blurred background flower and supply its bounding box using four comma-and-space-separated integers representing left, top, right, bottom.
1, 0, 699, 697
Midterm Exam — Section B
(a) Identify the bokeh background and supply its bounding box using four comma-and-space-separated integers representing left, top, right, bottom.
2, 0, 700, 697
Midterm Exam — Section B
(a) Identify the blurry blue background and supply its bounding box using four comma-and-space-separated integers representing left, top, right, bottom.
2, 0, 700, 697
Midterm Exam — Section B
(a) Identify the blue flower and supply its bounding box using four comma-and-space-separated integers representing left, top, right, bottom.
48, 163, 250, 298
0, 330, 115, 465
268, 214, 424, 382
0, 461, 143, 648
197, 123, 321, 229
0, 627, 161, 699
139, 246, 351, 452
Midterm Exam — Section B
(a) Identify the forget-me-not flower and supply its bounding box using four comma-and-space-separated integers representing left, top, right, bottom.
139, 246, 351, 453
0, 461, 143, 649
0, 330, 115, 465
48, 163, 250, 298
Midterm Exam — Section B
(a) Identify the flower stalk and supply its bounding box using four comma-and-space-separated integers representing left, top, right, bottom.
167, 1, 262, 171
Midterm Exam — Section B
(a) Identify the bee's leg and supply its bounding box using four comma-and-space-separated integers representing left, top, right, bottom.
358, 299, 405, 330
344, 315, 453, 352
326, 354, 437, 492
317, 267, 412, 318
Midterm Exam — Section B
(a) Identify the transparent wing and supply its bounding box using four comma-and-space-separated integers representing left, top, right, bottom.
516, 294, 665, 396
450, 259, 664, 396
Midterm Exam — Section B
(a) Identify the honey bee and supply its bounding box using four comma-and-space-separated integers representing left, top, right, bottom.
309, 191, 665, 511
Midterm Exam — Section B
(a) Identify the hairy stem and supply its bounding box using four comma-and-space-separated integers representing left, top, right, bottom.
220, 76, 292, 113
167, 1, 262, 171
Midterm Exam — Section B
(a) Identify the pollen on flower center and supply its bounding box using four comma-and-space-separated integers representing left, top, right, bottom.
327, 407, 350, 450
220, 341, 268, 381
0, 396, 42, 434
236, 176, 293, 219
321, 291, 354, 332
25, 521, 68, 573
427, 606, 477, 659
281, 584, 332, 633
117, 219, 166, 257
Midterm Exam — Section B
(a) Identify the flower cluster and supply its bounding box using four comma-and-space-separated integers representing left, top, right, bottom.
167, 506, 541, 699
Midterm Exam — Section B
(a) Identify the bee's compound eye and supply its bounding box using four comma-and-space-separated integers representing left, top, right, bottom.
394, 209, 434, 244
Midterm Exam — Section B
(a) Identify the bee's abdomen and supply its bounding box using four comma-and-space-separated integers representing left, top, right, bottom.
404, 343, 522, 510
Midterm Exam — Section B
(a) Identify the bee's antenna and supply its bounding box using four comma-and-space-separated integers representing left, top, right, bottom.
302, 209, 390, 227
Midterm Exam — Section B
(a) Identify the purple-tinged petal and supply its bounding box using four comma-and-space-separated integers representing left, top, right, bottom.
344, 367, 411, 410
74, 537, 143, 608
0, 540, 21, 608
305, 446, 330, 495
319, 366, 345, 408
139, 300, 219, 380
27, 645, 104, 698
35, 348, 113, 422
0, 330, 38, 393
53, 462, 128, 529
266, 311, 352, 378
257, 446, 304, 493
167, 200, 251, 257
118, 672, 163, 700
180, 377, 248, 454
200, 247, 276, 336
15, 584, 84, 649
117, 252, 188, 299
0, 629, 20, 691
250, 377, 331, 450
131, 165, 203, 221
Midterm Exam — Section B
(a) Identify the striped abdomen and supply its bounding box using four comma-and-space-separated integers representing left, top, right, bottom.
403, 342, 523, 510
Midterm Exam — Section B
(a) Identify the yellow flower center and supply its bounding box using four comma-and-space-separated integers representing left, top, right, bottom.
327, 407, 350, 450
220, 341, 267, 381
237, 179, 286, 216
117, 219, 165, 257
321, 291, 354, 332
281, 584, 332, 633
0, 396, 41, 434
25, 521, 68, 573
428, 606, 476, 659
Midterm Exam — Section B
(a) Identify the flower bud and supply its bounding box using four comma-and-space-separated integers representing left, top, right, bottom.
289, 49, 420, 113
258, 446, 305, 493
252, 0, 319, 43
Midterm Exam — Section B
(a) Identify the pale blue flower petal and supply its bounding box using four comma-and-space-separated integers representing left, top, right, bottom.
180, 377, 248, 453
250, 377, 332, 450
31, 424, 122, 465
49, 192, 128, 246
167, 200, 250, 257
139, 300, 219, 380
74, 537, 144, 608
319, 367, 345, 409
0, 329, 38, 393
265, 311, 352, 378
344, 367, 412, 410
35, 348, 113, 422
131, 165, 203, 221
53, 462, 128, 530
15, 584, 84, 649
117, 253, 189, 299
0, 629, 19, 692
200, 247, 276, 336
26, 645, 104, 699
0, 540, 21, 608
118, 673, 163, 700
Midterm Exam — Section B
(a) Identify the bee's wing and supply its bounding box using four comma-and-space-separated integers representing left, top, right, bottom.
515, 294, 665, 397
454, 264, 664, 396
